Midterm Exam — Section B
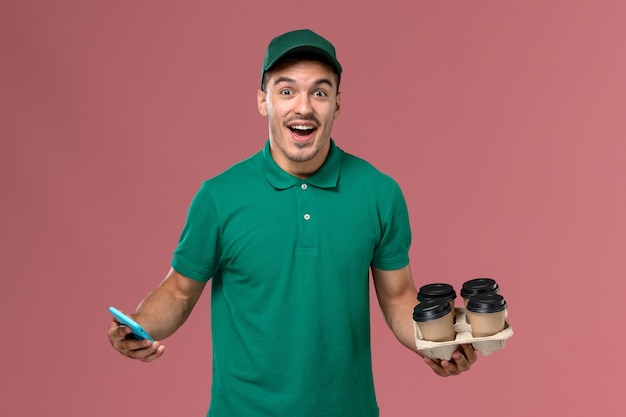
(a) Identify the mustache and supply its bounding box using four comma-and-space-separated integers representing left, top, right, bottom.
285, 116, 320, 126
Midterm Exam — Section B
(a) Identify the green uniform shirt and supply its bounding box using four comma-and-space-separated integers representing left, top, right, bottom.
172, 140, 411, 417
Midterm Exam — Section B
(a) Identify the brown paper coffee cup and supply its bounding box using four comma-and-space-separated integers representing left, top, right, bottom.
413, 300, 456, 342
466, 293, 507, 337
417, 283, 457, 323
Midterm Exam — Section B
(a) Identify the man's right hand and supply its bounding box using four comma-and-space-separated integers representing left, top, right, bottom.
108, 320, 165, 362
107, 268, 206, 362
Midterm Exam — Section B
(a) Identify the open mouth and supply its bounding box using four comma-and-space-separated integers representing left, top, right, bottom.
288, 125, 317, 137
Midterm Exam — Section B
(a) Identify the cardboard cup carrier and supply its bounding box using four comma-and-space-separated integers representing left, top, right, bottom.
414, 281, 513, 360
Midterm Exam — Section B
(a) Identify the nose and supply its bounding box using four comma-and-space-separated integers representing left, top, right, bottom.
294, 93, 313, 115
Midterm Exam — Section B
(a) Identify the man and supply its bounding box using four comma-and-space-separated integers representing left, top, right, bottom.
108, 28, 476, 416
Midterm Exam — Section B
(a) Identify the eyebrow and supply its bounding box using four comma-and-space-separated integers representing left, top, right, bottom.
273, 76, 335, 89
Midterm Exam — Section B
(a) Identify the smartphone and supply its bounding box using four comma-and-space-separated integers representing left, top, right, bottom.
109, 306, 154, 342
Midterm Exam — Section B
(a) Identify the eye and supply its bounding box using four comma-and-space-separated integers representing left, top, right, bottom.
280, 89, 293, 96
313, 90, 327, 97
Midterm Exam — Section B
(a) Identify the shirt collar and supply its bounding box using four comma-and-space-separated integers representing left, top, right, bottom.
260, 139, 341, 190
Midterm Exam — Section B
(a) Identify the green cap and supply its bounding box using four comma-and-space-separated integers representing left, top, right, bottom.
261, 29, 342, 89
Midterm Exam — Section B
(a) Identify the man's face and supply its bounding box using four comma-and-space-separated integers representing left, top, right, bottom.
257, 59, 341, 178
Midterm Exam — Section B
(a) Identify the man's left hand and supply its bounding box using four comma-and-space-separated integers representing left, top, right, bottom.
423, 343, 477, 377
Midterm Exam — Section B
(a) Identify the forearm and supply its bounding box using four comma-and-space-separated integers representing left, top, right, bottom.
383, 291, 420, 353
372, 265, 420, 354
132, 268, 206, 340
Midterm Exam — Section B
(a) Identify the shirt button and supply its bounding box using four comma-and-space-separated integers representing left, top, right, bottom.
303, 213, 311, 220
301, 184, 308, 190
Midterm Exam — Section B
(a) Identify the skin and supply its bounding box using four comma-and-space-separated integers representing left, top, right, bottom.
257, 59, 340, 178
372, 265, 477, 377
108, 268, 205, 362
108, 58, 476, 376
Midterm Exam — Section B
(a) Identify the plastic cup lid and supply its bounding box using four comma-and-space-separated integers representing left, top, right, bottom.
466, 293, 507, 313
412, 300, 452, 322
460, 278, 500, 298
417, 283, 457, 303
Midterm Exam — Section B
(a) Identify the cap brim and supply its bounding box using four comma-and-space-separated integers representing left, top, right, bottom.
265, 45, 342, 75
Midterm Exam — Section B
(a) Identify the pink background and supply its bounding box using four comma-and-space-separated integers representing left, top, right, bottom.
2, 1, 625, 415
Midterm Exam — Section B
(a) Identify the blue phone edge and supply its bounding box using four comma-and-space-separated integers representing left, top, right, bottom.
109, 306, 154, 342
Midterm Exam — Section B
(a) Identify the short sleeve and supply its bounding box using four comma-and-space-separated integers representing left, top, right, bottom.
371, 178, 411, 270
171, 182, 222, 282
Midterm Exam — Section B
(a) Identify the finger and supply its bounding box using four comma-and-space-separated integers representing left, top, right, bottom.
121, 338, 154, 357
459, 343, 478, 365
108, 321, 132, 339
129, 341, 165, 362
439, 358, 460, 376
446, 352, 467, 373
139, 343, 166, 363
423, 356, 451, 378
424, 344, 478, 377
445, 344, 477, 374
108, 322, 133, 351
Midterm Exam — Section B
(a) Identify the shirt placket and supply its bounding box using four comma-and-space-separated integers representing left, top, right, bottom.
296, 182, 317, 250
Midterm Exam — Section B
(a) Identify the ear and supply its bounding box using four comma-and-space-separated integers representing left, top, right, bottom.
334, 91, 341, 119
257, 89, 268, 116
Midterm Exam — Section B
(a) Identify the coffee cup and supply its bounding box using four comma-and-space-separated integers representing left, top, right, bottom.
461, 278, 500, 323
466, 293, 507, 337
413, 300, 456, 342
417, 283, 457, 321
460, 278, 500, 306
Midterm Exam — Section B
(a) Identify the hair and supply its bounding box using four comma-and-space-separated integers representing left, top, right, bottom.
261, 52, 341, 92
